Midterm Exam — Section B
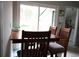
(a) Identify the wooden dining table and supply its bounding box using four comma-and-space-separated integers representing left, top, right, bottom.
10, 30, 60, 43
10, 30, 60, 57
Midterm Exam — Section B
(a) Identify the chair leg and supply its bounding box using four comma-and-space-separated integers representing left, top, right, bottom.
51, 54, 54, 57
55, 54, 57, 57
64, 51, 67, 57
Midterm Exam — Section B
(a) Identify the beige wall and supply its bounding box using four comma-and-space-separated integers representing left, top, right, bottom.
0, 1, 13, 56
0, 1, 3, 56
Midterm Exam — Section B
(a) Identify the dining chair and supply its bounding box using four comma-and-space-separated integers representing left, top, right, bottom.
49, 26, 57, 35
17, 30, 51, 57
49, 27, 72, 57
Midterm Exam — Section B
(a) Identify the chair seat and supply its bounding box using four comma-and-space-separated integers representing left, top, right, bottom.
49, 42, 65, 53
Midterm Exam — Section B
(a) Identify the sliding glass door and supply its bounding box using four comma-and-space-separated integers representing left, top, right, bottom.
20, 4, 55, 31
20, 4, 38, 31
39, 7, 55, 31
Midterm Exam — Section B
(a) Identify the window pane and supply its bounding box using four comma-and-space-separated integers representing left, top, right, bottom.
40, 7, 47, 16
39, 7, 55, 31
20, 4, 56, 31
20, 4, 38, 31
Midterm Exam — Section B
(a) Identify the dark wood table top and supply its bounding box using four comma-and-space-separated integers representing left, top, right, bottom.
10, 30, 60, 43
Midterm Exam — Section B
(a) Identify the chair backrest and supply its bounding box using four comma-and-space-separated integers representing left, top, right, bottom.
57, 27, 72, 48
49, 26, 57, 35
21, 30, 51, 57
